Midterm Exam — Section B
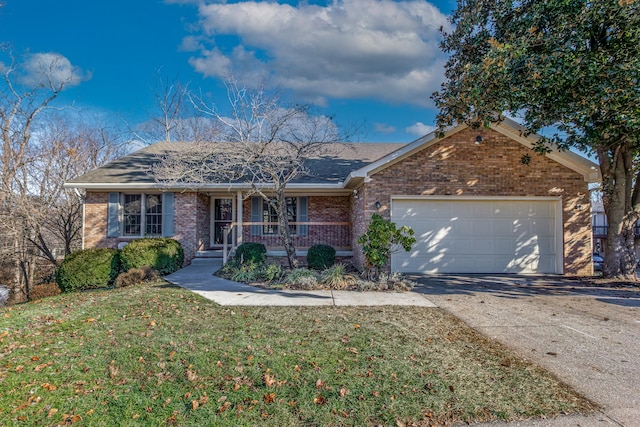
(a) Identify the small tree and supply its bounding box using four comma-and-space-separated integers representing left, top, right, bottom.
357, 214, 416, 281
152, 81, 343, 268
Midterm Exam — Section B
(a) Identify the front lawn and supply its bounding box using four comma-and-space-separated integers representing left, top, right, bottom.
0, 281, 594, 426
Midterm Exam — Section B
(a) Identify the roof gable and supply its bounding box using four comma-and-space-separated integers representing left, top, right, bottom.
346, 118, 600, 184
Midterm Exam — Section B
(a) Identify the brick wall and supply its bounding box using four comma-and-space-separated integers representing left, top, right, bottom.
356, 128, 591, 275
84, 192, 118, 249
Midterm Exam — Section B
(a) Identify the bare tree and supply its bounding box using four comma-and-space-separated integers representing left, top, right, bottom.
0, 48, 121, 301
153, 82, 342, 268
134, 71, 222, 144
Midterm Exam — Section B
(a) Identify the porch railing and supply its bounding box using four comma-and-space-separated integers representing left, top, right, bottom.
222, 224, 235, 264
234, 222, 353, 252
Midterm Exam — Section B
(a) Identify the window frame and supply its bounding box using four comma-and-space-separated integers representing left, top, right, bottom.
262, 197, 298, 236
120, 193, 163, 238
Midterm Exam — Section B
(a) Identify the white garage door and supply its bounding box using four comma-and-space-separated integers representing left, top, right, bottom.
391, 198, 561, 274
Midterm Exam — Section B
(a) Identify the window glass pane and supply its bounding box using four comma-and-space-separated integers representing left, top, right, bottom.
123, 194, 141, 236
145, 194, 163, 236
262, 198, 297, 235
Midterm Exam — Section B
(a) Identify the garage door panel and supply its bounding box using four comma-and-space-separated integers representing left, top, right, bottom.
391, 199, 559, 274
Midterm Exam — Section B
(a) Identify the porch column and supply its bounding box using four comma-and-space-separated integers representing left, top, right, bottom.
236, 190, 243, 246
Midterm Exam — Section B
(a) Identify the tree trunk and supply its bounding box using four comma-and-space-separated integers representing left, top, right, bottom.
274, 189, 297, 269
599, 142, 639, 280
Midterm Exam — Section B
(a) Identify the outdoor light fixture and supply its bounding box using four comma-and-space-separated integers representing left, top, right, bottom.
375, 201, 381, 209
475, 135, 483, 144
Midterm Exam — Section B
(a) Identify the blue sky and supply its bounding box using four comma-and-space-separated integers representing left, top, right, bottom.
1, 0, 456, 143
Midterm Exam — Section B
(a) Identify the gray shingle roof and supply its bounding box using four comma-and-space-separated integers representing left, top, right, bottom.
66, 141, 405, 188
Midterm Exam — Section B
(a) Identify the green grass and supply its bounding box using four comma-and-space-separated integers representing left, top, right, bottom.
0, 281, 594, 426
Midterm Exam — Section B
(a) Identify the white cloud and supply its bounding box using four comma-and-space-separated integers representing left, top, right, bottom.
18, 53, 89, 89
374, 122, 397, 133
406, 121, 435, 136
183, 0, 450, 106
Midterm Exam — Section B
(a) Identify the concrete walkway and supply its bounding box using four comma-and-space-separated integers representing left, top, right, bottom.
164, 259, 436, 307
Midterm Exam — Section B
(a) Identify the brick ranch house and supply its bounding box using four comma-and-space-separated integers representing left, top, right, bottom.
65, 118, 600, 276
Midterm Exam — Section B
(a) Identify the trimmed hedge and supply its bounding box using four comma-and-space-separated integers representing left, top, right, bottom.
120, 238, 184, 275
235, 242, 267, 264
307, 244, 336, 270
56, 248, 121, 292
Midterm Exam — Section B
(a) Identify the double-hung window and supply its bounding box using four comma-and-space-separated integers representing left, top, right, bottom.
121, 193, 163, 237
262, 198, 297, 235
250, 196, 307, 237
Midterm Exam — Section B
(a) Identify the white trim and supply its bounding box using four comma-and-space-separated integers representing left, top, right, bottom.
390, 195, 563, 274
391, 195, 563, 202
236, 190, 243, 246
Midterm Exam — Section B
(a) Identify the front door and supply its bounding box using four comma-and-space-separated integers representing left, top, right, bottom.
212, 198, 234, 246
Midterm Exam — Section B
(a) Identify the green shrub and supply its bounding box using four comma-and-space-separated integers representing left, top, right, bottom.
320, 264, 355, 289
307, 244, 336, 270
218, 260, 283, 283
120, 238, 184, 275
357, 213, 416, 280
56, 248, 121, 292
263, 263, 284, 281
235, 242, 267, 264
284, 268, 319, 288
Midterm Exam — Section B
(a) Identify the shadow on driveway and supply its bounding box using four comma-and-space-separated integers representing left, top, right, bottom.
410, 274, 640, 306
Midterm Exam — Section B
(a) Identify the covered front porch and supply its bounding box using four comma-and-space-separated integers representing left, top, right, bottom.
200, 192, 355, 262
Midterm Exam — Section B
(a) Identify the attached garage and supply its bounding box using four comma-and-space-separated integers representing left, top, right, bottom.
391, 197, 563, 274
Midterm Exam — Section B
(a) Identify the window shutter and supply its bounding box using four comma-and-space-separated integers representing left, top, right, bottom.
107, 192, 120, 238
298, 196, 308, 236
162, 192, 174, 237
251, 196, 262, 236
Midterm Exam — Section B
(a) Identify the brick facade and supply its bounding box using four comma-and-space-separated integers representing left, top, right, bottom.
355, 128, 591, 275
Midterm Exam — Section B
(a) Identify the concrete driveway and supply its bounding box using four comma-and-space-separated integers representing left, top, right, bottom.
411, 275, 640, 427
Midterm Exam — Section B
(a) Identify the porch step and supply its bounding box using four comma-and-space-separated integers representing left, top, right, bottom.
189, 257, 224, 268
195, 250, 224, 258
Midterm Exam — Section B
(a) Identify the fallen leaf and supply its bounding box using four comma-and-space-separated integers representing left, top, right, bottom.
218, 401, 231, 413
353, 323, 360, 329
86, 318, 96, 323
31, 356, 40, 361
47, 408, 58, 417
313, 395, 326, 405
339, 387, 349, 397
0, 330, 9, 338
191, 400, 199, 410
264, 372, 276, 388
186, 368, 198, 382
132, 413, 140, 419
315, 379, 326, 389
199, 395, 209, 405
148, 320, 156, 327
68, 414, 82, 423
216, 360, 223, 367
263, 393, 276, 403
108, 364, 118, 378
